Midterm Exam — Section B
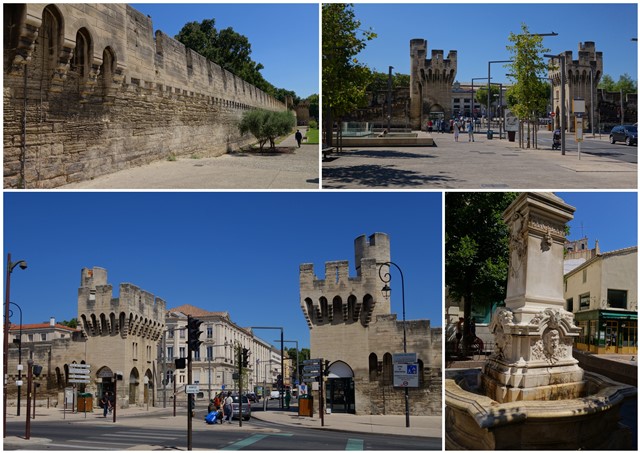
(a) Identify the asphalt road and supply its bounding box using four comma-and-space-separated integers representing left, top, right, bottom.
4, 417, 440, 450
535, 135, 637, 163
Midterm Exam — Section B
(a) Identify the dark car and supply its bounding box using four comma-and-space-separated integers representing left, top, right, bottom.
231, 395, 251, 421
609, 125, 637, 146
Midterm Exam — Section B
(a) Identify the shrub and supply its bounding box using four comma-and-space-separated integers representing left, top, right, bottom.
239, 109, 296, 151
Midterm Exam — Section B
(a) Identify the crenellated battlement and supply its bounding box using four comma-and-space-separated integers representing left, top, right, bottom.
78, 267, 165, 340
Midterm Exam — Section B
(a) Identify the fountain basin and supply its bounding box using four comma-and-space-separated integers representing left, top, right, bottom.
445, 368, 635, 450
337, 134, 434, 147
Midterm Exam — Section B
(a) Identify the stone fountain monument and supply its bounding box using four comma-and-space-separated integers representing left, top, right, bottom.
445, 193, 635, 450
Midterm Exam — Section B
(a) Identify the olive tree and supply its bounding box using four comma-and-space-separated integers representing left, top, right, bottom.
238, 109, 296, 151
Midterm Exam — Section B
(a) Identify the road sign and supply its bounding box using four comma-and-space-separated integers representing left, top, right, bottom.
69, 364, 90, 368
303, 365, 320, 371
185, 384, 199, 394
303, 359, 322, 365
392, 353, 417, 364
69, 379, 90, 384
68, 368, 91, 375
393, 363, 419, 388
69, 374, 91, 380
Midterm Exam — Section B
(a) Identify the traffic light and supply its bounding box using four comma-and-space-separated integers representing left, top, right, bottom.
323, 360, 330, 376
242, 348, 249, 368
187, 316, 203, 353
175, 358, 186, 369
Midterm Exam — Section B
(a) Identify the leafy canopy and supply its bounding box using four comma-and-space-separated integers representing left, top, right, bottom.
446, 192, 518, 318
238, 109, 296, 151
598, 73, 637, 94
505, 23, 550, 121
322, 3, 377, 119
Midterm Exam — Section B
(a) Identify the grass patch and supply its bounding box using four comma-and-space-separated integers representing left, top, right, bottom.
305, 128, 319, 145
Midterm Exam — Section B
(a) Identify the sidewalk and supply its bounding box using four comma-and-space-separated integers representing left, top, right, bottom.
58, 127, 319, 189
251, 408, 441, 438
322, 129, 636, 189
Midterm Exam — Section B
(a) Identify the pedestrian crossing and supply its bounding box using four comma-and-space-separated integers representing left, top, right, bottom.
61, 429, 181, 450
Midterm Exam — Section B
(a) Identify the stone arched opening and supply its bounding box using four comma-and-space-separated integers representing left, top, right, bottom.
326, 361, 355, 414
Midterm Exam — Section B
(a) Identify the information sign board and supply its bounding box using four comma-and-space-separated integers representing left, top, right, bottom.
393, 363, 419, 388
185, 384, 199, 394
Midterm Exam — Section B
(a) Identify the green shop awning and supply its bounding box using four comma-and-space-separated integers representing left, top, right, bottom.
600, 311, 637, 320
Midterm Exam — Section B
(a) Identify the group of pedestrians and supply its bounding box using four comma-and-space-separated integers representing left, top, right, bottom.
426, 118, 476, 142
206, 391, 235, 425
452, 119, 475, 143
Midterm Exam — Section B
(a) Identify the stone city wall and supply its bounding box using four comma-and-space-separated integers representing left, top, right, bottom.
3, 3, 287, 188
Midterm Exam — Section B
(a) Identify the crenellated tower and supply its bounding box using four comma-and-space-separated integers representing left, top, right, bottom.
549, 41, 603, 131
410, 39, 457, 129
78, 267, 166, 406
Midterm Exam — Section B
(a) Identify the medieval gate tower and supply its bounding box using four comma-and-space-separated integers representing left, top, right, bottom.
299, 233, 441, 416
549, 42, 603, 132
410, 39, 457, 130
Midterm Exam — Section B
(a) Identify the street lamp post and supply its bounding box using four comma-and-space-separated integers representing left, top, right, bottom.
387, 66, 394, 132
378, 262, 410, 429
545, 54, 567, 155
8, 302, 23, 416
4, 253, 27, 438
250, 326, 284, 409
487, 60, 513, 137
274, 340, 299, 388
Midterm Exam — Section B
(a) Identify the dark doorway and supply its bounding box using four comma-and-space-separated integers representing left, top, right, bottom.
326, 378, 355, 414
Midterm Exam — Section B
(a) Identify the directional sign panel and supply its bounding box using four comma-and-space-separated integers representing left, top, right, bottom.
69, 379, 91, 384
68, 368, 91, 375
185, 384, 199, 394
392, 353, 417, 364
69, 374, 91, 380
303, 359, 322, 365
69, 364, 91, 368
303, 365, 320, 371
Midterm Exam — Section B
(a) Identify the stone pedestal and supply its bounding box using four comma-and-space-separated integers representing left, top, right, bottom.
482, 193, 585, 403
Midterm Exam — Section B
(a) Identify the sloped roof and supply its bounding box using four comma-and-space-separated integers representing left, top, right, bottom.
565, 246, 637, 278
9, 323, 77, 332
168, 304, 229, 319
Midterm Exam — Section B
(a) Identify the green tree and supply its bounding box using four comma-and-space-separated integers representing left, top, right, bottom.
322, 3, 377, 146
598, 73, 637, 94
366, 71, 410, 92
505, 23, 550, 148
445, 192, 518, 354
238, 109, 296, 151
175, 19, 274, 94
598, 74, 616, 92
60, 318, 78, 329
306, 94, 319, 120
474, 85, 502, 109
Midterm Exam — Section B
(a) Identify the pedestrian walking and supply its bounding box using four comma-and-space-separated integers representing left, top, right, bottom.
427, 120, 433, 133
223, 391, 234, 423
284, 389, 291, 410
295, 129, 303, 148
453, 121, 460, 142
100, 393, 109, 417
468, 120, 475, 142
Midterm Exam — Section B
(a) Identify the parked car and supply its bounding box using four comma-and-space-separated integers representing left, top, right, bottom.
231, 394, 251, 421
609, 124, 637, 146
246, 392, 259, 403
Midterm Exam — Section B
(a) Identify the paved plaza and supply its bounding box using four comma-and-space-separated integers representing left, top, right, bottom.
322, 130, 637, 190
57, 129, 319, 190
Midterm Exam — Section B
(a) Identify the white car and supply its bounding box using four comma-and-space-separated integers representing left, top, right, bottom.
269, 390, 281, 400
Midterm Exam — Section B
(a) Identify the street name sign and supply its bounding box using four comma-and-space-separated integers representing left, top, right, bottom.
392, 353, 417, 364
69, 379, 91, 384
185, 384, 199, 394
68, 368, 91, 375
303, 359, 322, 365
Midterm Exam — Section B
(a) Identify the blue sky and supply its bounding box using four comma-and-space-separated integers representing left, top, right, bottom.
3, 192, 442, 350
130, 3, 319, 99
351, 2, 638, 84
558, 192, 637, 252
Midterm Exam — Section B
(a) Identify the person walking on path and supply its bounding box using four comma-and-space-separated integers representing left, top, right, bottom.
284, 389, 291, 410
468, 120, 475, 142
453, 121, 460, 142
295, 129, 303, 148
100, 393, 110, 417
223, 391, 234, 424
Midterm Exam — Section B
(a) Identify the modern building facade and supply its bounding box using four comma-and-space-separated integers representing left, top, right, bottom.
564, 245, 637, 354
299, 233, 441, 416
